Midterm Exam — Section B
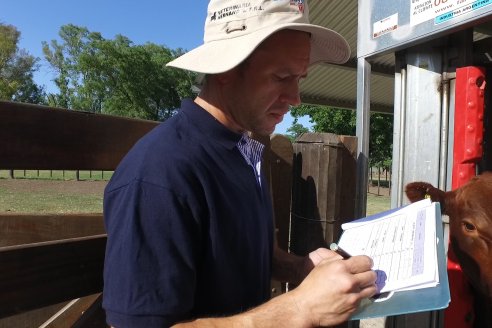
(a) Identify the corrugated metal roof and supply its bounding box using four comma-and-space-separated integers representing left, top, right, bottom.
301, 0, 395, 113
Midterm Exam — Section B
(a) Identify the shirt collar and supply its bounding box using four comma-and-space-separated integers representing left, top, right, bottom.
237, 133, 265, 166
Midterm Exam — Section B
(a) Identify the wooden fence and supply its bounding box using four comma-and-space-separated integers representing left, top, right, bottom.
0, 101, 358, 327
0, 101, 158, 327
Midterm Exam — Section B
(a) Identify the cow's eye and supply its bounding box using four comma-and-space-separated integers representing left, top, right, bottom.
463, 221, 476, 232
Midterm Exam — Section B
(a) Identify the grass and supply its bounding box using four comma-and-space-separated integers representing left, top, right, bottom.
0, 170, 109, 213
0, 169, 391, 215
366, 192, 391, 216
0, 185, 104, 213
0, 174, 391, 215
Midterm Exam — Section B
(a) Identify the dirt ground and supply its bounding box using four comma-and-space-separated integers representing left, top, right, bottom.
368, 183, 391, 196
0, 178, 108, 195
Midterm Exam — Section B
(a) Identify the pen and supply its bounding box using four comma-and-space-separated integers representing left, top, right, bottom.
329, 242, 352, 259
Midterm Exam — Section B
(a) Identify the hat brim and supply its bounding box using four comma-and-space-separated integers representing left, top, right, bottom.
167, 23, 350, 74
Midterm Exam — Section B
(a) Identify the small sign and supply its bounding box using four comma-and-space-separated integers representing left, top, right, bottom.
373, 13, 399, 38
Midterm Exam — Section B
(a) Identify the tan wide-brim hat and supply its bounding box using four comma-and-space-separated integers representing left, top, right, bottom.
167, 0, 350, 74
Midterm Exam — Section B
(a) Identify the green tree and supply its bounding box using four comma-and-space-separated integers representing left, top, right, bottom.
369, 112, 393, 171
286, 122, 309, 141
290, 104, 356, 135
0, 23, 45, 103
43, 24, 196, 120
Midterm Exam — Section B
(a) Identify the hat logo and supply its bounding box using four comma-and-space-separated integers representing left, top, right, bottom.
210, 3, 267, 22
290, 0, 305, 13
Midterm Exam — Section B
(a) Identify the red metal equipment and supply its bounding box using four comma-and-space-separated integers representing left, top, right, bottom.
447, 66, 486, 328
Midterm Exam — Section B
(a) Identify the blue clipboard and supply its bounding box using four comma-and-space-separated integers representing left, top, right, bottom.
347, 202, 450, 320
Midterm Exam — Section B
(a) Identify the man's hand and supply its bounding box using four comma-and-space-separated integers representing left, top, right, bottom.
173, 251, 376, 328
291, 254, 377, 327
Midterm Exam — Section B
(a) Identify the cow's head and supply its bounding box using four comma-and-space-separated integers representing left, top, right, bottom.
405, 172, 492, 300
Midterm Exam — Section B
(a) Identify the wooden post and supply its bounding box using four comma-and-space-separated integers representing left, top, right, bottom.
251, 133, 295, 297
268, 134, 293, 253
268, 135, 293, 296
290, 133, 357, 256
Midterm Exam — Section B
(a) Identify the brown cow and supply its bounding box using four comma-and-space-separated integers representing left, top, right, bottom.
405, 172, 492, 327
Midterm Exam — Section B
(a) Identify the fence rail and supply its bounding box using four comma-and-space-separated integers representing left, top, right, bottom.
0, 234, 106, 318
0, 169, 113, 180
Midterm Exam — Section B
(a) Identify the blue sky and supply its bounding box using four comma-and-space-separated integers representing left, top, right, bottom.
1, 0, 311, 134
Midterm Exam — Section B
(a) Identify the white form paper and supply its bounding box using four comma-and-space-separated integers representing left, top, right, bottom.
338, 199, 439, 293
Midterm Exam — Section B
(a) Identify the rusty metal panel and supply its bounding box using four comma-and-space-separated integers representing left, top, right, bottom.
0, 101, 158, 170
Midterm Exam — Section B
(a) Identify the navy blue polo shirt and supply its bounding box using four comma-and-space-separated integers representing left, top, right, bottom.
103, 99, 274, 327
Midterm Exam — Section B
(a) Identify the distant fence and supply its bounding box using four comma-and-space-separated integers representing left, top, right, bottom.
0, 170, 113, 181
0, 169, 113, 180
0, 100, 358, 327
368, 167, 392, 196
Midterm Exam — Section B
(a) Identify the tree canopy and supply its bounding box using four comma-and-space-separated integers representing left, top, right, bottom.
289, 104, 393, 170
42, 24, 196, 121
0, 23, 45, 103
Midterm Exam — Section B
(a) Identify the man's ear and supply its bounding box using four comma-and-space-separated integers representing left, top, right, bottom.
215, 67, 240, 85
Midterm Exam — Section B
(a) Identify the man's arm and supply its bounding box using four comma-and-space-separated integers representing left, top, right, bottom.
172, 255, 377, 328
271, 245, 307, 285
271, 244, 340, 285
172, 291, 309, 328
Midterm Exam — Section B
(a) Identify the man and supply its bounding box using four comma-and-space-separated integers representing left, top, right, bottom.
103, 0, 377, 327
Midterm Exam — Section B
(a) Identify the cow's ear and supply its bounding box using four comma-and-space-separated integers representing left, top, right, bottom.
427, 188, 447, 212
405, 182, 434, 202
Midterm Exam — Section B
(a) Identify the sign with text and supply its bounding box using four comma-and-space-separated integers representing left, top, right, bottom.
358, 0, 492, 57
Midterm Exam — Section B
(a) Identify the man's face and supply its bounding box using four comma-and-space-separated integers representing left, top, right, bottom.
223, 29, 311, 136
